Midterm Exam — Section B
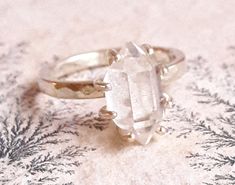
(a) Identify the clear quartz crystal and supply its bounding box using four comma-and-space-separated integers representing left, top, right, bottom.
104, 42, 163, 145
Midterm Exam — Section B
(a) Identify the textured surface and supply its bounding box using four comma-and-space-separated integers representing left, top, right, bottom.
0, 1, 235, 185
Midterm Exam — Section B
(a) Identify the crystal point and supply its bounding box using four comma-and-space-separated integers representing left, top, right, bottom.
104, 42, 163, 145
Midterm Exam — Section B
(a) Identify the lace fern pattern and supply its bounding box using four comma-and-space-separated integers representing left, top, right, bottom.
163, 53, 235, 184
0, 43, 109, 184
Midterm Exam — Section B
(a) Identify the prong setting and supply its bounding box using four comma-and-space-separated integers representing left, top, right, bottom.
160, 92, 173, 109
142, 44, 155, 55
93, 79, 111, 91
158, 64, 170, 80
99, 106, 117, 120
155, 126, 168, 135
107, 49, 121, 64
117, 127, 135, 142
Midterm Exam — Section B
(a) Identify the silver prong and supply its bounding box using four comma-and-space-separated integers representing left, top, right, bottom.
107, 49, 121, 64
117, 127, 135, 142
142, 44, 155, 55
155, 126, 168, 135
93, 79, 111, 91
158, 64, 170, 79
160, 93, 173, 109
99, 106, 117, 120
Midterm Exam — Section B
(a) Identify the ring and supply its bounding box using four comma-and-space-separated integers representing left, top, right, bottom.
38, 42, 185, 145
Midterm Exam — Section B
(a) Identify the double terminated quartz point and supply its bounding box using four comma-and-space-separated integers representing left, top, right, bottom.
103, 42, 164, 145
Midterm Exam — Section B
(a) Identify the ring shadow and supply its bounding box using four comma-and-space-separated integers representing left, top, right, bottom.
19, 82, 134, 153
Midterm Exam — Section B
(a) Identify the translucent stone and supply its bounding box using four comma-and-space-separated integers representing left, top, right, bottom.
104, 42, 163, 145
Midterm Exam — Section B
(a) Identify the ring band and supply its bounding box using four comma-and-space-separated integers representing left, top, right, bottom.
38, 45, 185, 99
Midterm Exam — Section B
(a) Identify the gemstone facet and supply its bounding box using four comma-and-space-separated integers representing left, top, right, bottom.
104, 42, 163, 145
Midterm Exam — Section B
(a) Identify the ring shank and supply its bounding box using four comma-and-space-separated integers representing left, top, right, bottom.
38, 47, 185, 99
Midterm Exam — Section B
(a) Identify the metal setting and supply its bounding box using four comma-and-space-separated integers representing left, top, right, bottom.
93, 79, 111, 91
99, 106, 117, 120
117, 127, 135, 142
142, 44, 155, 55
161, 93, 174, 109
38, 43, 185, 144
155, 126, 168, 135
